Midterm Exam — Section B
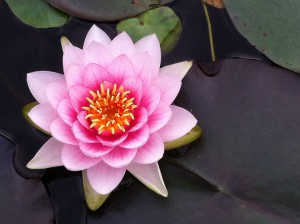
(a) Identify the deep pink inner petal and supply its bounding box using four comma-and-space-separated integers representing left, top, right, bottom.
102, 146, 137, 168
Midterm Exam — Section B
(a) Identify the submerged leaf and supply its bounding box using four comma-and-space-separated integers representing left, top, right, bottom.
164, 125, 202, 150
47, 0, 174, 22
117, 7, 182, 54
5, 0, 69, 28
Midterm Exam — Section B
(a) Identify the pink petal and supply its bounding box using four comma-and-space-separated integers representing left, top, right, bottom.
127, 162, 168, 197
83, 25, 111, 49
109, 32, 136, 57
135, 34, 161, 77
102, 146, 137, 168
57, 99, 77, 127
129, 51, 153, 86
45, 81, 68, 109
128, 107, 148, 132
97, 132, 128, 147
154, 61, 193, 105
27, 71, 64, 103
50, 118, 78, 145
69, 85, 90, 112
72, 121, 98, 143
107, 54, 136, 85
120, 125, 150, 149
26, 137, 64, 169
62, 144, 102, 171
83, 63, 114, 90
28, 103, 58, 133
158, 105, 197, 142
121, 77, 142, 105
79, 142, 113, 157
147, 102, 172, 133
133, 133, 164, 164
63, 45, 84, 74
65, 63, 85, 88
87, 161, 126, 194
84, 41, 113, 68
139, 86, 161, 116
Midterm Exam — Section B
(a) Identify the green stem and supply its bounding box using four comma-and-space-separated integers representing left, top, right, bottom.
202, 1, 216, 61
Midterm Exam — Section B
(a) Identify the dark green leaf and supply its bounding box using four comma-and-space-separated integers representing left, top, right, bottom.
47, 0, 174, 22
117, 6, 182, 54
5, 0, 69, 28
224, 0, 300, 73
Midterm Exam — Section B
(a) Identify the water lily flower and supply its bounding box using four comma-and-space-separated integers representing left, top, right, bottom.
26, 25, 197, 197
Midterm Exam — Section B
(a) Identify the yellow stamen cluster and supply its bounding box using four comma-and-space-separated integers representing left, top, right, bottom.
82, 83, 137, 135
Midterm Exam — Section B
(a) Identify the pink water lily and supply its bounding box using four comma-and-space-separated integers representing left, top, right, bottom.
26, 25, 197, 196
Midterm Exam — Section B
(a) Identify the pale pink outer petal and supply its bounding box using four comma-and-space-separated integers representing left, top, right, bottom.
147, 102, 172, 133
102, 147, 137, 168
62, 144, 102, 171
28, 103, 58, 133
79, 142, 113, 157
127, 162, 168, 197
84, 42, 114, 68
57, 99, 77, 127
154, 61, 193, 105
87, 161, 126, 195
50, 118, 78, 145
65, 64, 85, 88
139, 86, 161, 116
129, 51, 153, 86
119, 125, 150, 149
83, 63, 114, 90
63, 45, 84, 74
135, 34, 161, 77
107, 54, 136, 85
72, 121, 98, 143
83, 25, 111, 49
27, 71, 64, 103
121, 77, 142, 105
158, 105, 197, 142
26, 137, 64, 169
109, 32, 136, 57
45, 81, 68, 109
69, 85, 90, 112
133, 133, 164, 164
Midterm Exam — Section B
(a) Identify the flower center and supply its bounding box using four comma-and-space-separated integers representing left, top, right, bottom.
82, 83, 137, 135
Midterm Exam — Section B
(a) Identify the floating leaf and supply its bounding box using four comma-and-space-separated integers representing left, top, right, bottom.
5, 0, 69, 28
117, 6, 182, 54
203, 0, 224, 8
47, 0, 174, 22
164, 125, 202, 150
22, 102, 51, 136
223, 0, 300, 73
82, 170, 110, 211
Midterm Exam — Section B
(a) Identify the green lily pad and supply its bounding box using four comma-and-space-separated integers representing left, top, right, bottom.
223, 0, 300, 73
117, 6, 182, 54
47, 0, 174, 22
5, 0, 69, 28
164, 125, 202, 150
22, 102, 51, 136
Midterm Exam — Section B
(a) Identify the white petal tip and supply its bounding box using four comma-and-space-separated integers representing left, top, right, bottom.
179, 61, 193, 78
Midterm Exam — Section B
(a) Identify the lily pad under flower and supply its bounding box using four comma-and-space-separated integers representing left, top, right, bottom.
26, 25, 197, 198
